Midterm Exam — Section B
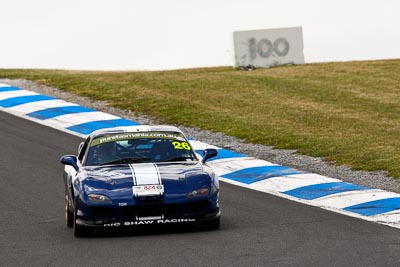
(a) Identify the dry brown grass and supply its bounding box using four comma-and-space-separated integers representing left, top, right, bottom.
1, 59, 400, 177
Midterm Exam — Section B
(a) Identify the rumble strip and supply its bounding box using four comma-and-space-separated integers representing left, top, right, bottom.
2, 84, 400, 229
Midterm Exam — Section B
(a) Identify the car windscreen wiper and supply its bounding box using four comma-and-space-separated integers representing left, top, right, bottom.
163, 157, 196, 162
100, 157, 151, 165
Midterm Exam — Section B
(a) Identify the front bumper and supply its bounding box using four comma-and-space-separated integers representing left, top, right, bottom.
75, 196, 220, 228
76, 209, 221, 228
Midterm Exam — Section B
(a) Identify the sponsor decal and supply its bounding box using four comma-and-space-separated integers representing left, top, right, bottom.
104, 218, 196, 227
172, 141, 191, 150
90, 132, 185, 146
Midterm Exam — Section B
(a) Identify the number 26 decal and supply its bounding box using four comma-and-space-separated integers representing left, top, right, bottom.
172, 141, 191, 150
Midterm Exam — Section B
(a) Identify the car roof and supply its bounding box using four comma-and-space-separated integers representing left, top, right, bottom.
89, 125, 185, 139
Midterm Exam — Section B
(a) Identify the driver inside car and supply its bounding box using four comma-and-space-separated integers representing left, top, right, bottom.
94, 142, 119, 165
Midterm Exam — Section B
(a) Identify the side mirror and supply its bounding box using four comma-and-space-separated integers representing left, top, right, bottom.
60, 155, 79, 172
201, 148, 218, 163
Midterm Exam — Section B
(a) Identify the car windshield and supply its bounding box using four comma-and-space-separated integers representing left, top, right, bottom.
85, 131, 198, 166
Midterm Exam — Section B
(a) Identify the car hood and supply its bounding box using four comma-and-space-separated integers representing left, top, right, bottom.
77, 162, 213, 202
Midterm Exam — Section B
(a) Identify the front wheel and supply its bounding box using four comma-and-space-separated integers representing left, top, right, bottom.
65, 193, 73, 227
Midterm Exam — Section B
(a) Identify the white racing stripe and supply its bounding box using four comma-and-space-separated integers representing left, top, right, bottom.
130, 163, 161, 185
123, 125, 152, 133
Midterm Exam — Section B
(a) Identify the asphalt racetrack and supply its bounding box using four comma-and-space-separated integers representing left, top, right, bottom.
1, 110, 400, 266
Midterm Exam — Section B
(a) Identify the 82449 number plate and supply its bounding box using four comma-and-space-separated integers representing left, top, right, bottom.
133, 185, 164, 197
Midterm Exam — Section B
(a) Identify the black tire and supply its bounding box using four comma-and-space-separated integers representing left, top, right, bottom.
65, 193, 73, 227
200, 217, 220, 230
73, 199, 91, 237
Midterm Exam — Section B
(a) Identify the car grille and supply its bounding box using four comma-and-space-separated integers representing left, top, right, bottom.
121, 204, 179, 218
185, 200, 210, 214
89, 200, 211, 220
90, 206, 114, 219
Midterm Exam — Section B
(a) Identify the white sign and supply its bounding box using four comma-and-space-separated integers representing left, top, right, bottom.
233, 27, 305, 68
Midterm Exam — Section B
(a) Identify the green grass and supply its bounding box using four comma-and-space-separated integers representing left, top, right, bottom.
1, 59, 400, 177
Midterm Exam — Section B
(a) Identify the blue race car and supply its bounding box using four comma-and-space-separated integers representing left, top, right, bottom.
60, 125, 220, 237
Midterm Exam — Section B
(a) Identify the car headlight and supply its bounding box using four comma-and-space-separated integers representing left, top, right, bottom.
210, 182, 219, 196
187, 188, 209, 197
88, 194, 112, 203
